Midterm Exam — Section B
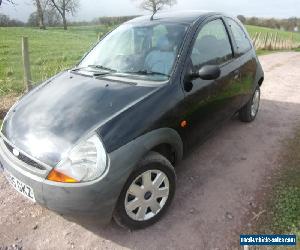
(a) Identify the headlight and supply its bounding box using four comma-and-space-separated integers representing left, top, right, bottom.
47, 134, 107, 183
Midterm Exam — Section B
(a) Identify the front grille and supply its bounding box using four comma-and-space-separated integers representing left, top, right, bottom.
3, 140, 46, 171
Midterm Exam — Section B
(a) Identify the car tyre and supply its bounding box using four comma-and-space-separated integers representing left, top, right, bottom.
113, 151, 176, 230
239, 86, 261, 122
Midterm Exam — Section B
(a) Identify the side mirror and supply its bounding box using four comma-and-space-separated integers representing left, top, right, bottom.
190, 65, 221, 80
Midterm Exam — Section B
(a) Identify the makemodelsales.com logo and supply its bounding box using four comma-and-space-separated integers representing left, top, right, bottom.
240, 234, 297, 246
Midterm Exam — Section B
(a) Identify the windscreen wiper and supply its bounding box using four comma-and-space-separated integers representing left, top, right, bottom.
121, 70, 170, 77
70, 65, 116, 76
70, 66, 88, 72
88, 65, 116, 72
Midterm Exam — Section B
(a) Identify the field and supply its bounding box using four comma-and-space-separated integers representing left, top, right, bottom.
0, 26, 112, 97
0, 24, 299, 99
246, 25, 300, 43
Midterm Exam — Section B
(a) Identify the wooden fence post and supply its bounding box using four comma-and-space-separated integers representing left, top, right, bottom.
271, 33, 276, 50
252, 32, 258, 47
256, 32, 262, 49
274, 32, 278, 50
263, 33, 269, 50
22, 37, 33, 92
268, 33, 273, 50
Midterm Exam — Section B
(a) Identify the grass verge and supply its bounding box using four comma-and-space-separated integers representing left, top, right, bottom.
271, 127, 300, 234
256, 50, 276, 56
250, 126, 300, 249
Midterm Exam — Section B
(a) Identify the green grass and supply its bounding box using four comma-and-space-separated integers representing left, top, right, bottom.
256, 50, 276, 56
246, 25, 300, 43
271, 128, 300, 233
252, 127, 300, 249
0, 25, 299, 98
246, 127, 300, 250
270, 127, 300, 248
0, 25, 113, 96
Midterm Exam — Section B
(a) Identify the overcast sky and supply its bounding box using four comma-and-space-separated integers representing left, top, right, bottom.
1, 0, 299, 22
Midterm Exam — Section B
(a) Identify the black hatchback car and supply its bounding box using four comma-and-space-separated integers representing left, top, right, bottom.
0, 11, 264, 229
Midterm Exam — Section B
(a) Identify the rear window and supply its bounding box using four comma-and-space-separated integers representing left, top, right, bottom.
226, 18, 252, 55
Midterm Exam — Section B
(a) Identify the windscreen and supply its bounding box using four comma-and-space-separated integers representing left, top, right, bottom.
79, 22, 189, 81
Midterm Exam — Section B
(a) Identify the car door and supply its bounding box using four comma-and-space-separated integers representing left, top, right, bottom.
224, 17, 257, 108
180, 17, 242, 148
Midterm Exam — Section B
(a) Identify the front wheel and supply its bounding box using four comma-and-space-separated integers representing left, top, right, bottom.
113, 152, 176, 230
239, 86, 261, 122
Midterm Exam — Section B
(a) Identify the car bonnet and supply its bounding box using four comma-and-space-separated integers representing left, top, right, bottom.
1, 71, 158, 167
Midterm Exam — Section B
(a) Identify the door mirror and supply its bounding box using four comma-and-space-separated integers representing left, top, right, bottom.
190, 65, 221, 80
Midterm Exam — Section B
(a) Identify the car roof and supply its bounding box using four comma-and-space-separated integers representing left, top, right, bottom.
127, 11, 223, 25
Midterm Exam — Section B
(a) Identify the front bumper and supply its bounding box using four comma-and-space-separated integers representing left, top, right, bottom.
0, 137, 134, 224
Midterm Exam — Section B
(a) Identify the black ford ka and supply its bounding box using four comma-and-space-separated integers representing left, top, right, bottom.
0, 11, 264, 229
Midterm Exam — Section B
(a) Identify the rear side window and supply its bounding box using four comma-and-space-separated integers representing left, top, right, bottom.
191, 19, 233, 68
226, 18, 252, 54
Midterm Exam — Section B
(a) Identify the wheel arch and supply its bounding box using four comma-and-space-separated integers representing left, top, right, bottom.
139, 128, 183, 167
151, 143, 177, 165
254, 57, 264, 89
108, 127, 183, 192
258, 77, 264, 87
108, 128, 183, 220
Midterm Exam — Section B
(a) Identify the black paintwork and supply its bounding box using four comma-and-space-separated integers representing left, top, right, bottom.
2, 73, 157, 166
1, 11, 264, 167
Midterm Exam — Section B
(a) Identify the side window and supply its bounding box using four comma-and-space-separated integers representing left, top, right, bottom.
191, 19, 233, 69
226, 18, 252, 54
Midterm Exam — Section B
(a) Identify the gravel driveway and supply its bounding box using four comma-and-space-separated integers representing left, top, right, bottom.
1, 52, 300, 250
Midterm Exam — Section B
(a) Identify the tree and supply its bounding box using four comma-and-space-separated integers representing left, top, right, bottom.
0, 0, 46, 29
27, 12, 38, 26
0, 14, 10, 26
33, 0, 46, 29
27, 9, 61, 27
0, 14, 24, 26
45, 7, 61, 26
237, 15, 246, 24
48, 0, 79, 30
0, 0, 15, 6
134, 0, 177, 14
